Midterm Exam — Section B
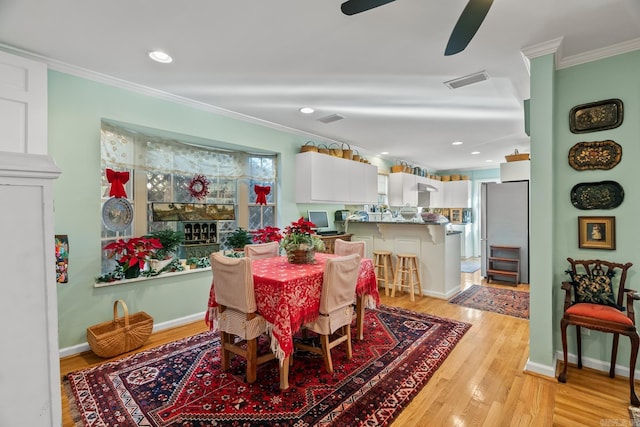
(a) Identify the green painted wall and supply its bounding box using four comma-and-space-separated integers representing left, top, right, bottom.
526, 49, 640, 372
49, 71, 314, 348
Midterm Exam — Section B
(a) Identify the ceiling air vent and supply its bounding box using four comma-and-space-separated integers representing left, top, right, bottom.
317, 114, 344, 124
444, 71, 490, 89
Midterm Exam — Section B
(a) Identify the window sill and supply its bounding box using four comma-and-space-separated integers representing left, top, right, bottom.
93, 267, 211, 288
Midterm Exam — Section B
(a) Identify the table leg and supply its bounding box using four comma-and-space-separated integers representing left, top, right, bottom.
279, 356, 290, 390
356, 295, 365, 340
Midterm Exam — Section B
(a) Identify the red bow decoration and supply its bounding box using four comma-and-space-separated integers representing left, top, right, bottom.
106, 169, 130, 198
254, 185, 271, 205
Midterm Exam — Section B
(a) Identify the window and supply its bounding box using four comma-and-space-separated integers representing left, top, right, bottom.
100, 122, 277, 274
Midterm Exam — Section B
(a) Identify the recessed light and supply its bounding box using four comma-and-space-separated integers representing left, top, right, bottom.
452, 141, 463, 145
148, 51, 173, 63
381, 151, 389, 155
485, 159, 493, 163
299, 107, 314, 114
471, 151, 480, 155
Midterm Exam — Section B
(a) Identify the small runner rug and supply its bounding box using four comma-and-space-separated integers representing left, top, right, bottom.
65, 305, 471, 427
460, 259, 481, 273
449, 284, 529, 319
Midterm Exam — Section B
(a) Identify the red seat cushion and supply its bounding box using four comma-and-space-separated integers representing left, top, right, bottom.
566, 302, 634, 325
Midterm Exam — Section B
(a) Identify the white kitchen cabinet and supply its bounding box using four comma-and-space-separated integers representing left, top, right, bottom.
388, 172, 417, 207
296, 152, 378, 204
443, 180, 471, 207
423, 177, 443, 208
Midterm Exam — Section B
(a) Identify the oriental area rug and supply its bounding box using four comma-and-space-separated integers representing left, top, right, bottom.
449, 284, 529, 319
65, 305, 470, 427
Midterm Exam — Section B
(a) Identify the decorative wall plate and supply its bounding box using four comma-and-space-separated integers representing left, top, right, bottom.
569, 98, 623, 134
102, 197, 134, 231
570, 181, 624, 210
568, 140, 622, 171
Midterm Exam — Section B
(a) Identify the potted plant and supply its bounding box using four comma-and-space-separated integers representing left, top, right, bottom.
227, 227, 253, 250
146, 229, 184, 272
103, 236, 162, 279
280, 217, 325, 264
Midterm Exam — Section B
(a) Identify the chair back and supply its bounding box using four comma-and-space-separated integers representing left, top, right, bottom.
319, 253, 361, 315
244, 241, 280, 259
566, 258, 633, 308
210, 252, 256, 313
334, 239, 365, 258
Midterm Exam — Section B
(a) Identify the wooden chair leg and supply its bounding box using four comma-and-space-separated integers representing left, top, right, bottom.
576, 325, 583, 369
558, 319, 569, 383
610, 332, 620, 378
246, 338, 258, 383
221, 332, 231, 371
320, 334, 333, 373
344, 325, 353, 360
629, 332, 640, 407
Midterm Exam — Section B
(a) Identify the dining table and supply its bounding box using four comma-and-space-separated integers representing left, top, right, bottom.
205, 252, 380, 389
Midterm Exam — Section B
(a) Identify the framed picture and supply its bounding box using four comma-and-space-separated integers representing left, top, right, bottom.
578, 216, 615, 250
569, 98, 623, 134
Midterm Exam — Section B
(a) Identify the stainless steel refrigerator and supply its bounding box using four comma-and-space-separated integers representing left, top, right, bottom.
481, 181, 529, 283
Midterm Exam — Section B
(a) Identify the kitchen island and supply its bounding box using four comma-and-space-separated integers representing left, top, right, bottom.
340, 221, 461, 299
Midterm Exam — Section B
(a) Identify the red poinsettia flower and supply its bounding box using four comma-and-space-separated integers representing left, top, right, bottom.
283, 217, 317, 236
252, 226, 283, 243
104, 237, 162, 270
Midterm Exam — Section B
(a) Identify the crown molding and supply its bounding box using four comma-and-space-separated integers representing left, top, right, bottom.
558, 37, 640, 69
521, 36, 640, 70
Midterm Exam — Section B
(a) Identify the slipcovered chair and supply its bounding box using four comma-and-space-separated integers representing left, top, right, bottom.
210, 252, 276, 383
244, 241, 280, 260
558, 257, 639, 406
295, 253, 361, 373
334, 239, 365, 258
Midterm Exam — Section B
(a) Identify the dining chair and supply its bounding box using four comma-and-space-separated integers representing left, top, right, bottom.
295, 253, 361, 373
244, 241, 280, 259
334, 239, 365, 258
210, 252, 277, 383
558, 257, 639, 406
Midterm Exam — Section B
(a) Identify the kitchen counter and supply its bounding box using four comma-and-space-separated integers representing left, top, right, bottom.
341, 221, 461, 299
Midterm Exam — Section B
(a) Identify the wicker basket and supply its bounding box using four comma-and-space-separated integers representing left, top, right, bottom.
317, 143, 330, 155
505, 149, 530, 162
341, 143, 353, 160
441, 175, 451, 182
328, 142, 343, 158
300, 141, 318, 153
87, 300, 153, 358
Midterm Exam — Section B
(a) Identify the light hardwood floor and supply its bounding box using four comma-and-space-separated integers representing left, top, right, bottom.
60, 270, 637, 426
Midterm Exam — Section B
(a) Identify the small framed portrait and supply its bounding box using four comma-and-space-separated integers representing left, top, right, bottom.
578, 216, 615, 250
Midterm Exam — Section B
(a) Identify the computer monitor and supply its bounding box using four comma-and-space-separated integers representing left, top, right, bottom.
307, 210, 330, 233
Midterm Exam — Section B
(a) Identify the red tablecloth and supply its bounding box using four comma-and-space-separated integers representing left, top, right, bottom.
206, 253, 379, 361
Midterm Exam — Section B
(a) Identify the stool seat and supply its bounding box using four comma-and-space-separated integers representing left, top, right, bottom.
393, 253, 422, 301
373, 250, 394, 296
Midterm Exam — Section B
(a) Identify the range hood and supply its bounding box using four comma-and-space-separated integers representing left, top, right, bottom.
418, 183, 438, 192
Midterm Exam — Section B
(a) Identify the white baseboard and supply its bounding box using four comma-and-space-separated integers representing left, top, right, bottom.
59, 311, 207, 358
524, 357, 557, 378
554, 350, 638, 378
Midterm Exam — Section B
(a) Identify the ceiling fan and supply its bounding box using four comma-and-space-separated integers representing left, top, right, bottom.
341, 0, 494, 56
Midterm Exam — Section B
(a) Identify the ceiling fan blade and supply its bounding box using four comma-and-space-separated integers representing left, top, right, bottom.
445, 0, 494, 56
341, 0, 396, 16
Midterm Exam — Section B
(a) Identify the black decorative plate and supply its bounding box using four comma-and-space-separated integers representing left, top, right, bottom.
570, 181, 624, 210
569, 99, 623, 134
568, 140, 622, 171
102, 197, 134, 231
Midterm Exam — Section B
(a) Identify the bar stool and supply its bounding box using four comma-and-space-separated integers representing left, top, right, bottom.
392, 253, 422, 301
373, 250, 394, 296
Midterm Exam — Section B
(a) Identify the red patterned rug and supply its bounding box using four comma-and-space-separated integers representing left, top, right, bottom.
449, 284, 529, 319
65, 305, 470, 426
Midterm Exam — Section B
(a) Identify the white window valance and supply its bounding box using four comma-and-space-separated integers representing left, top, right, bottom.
100, 122, 274, 181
